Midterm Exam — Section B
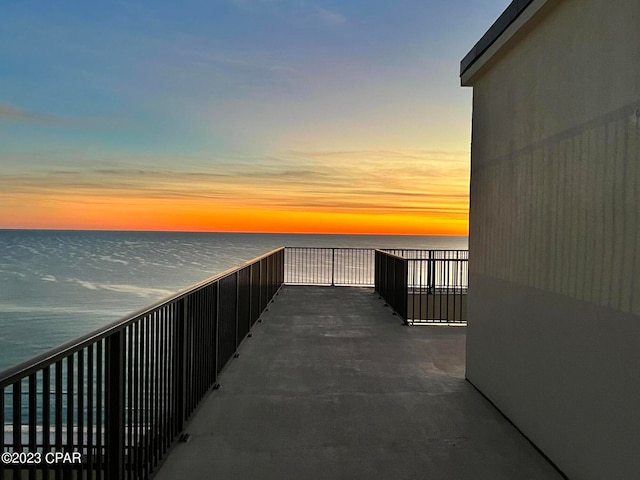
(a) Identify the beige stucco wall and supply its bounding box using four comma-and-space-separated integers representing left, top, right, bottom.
464, 0, 640, 478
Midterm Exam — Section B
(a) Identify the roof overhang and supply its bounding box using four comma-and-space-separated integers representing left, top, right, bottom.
460, 0, 552, 86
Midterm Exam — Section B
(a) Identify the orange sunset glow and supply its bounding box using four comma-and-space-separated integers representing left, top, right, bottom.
1, 150, 469, 235
0, 0, 496, 235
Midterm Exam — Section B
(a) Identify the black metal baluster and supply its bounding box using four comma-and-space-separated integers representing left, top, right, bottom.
197, 291, 205, 399
96, 340, 103, 480
214, 283, 220, 384
131, 323, 139, 479
41, 366, 50, 480
152, 311, 159, 471
163, 307, 170, 453
173, 302, 181, 439
159, 309, 166, 457
66, 355, 74, 479
54, 361, 63, 478
146, 317, 153, 473
454, 260, 459, 321
442, 259, 447, 320
153, 311, 159, 469
77, 351, 84, 479
205, 288, 211, 392
28, 374, 36, 480
186, 299, 194, 417
126, 327, 133, 480
105, 331, 125, 480
179, 297, 188, 430
12, 381, 21, 480
210, 285, 216, 387
193, 293, 200, 402
148, 314, 155, 477
306, 248, 310, 284
140, 319, 148, 480
1, 385, 4, 480
86, 345, 94, 480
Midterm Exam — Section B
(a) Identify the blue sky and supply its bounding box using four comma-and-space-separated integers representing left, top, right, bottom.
0, 0, 510, 233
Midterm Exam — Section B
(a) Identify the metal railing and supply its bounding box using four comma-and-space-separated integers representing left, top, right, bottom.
406, 257, 468, 324
284, 247, 469, 287
0, 247, 284, 480
374, 250, 408, 320
0, 245, 466, 479
374, 250, 468, 324
284, 247, 376, 286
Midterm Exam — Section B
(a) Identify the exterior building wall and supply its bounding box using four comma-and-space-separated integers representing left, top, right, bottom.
464, 0, 640, 478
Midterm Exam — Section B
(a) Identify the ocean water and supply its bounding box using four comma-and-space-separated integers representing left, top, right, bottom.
0, 230, 467, 372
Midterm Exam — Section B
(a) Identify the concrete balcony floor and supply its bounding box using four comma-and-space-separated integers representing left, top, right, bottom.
155, 286, 562, 480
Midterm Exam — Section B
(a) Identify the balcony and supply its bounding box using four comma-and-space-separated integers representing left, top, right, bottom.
156, 285, 560, 480
0, 248, 562, 479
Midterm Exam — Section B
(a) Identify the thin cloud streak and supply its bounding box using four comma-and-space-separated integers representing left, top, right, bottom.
228, 0, 346, 28
313, 7, 346, 27
0, 148, 469, 219
0, 104, 64, 124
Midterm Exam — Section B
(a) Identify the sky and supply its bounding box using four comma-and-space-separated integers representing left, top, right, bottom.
0, 0, 510, 235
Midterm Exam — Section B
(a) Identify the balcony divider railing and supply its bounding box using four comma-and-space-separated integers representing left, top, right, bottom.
0, 247, 284, 480
406, 257, 468, 324
374, 250, 409, 320
373, 250, 468, 325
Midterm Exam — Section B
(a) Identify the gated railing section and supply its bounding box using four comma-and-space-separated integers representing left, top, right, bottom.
0, 247, 284, 480
374, 250, 408, 320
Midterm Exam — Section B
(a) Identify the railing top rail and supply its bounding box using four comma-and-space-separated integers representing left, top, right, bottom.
381, 248, 468, 252
285, 247, 467, 252
374, 249, 407, 261
0, 246, 285, 387
407, 257, 469, 262
285, 246, 374, 250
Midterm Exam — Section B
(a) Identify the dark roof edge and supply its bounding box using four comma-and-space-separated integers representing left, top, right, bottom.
460, 0, 535, 77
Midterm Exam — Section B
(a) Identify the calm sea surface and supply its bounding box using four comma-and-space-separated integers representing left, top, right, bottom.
0, 230, 467, 371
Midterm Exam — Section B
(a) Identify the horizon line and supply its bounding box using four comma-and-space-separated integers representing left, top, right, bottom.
0, 227, 468, 237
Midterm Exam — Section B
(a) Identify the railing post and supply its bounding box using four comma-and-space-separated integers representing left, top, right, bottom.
428, 250, 434, 294
105, 330, 125, 480
331, 248, 335, 286
401, 257, 409, 324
